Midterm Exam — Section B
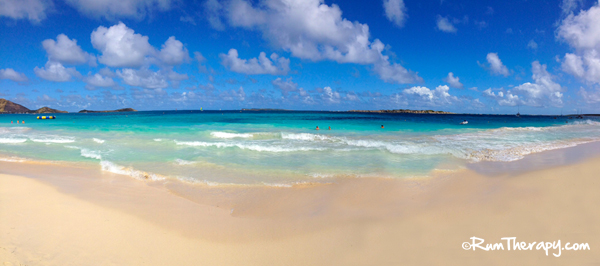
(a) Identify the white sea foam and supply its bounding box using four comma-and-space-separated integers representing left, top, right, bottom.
281, 132, 332, 141
29, 136, 75, 143
174, 159, 195, 165
211, 131, 254, 139
100, 161, 166, 181
93, 138, 105, 144
0, 138, 27, 143
153, 139, 163, 142
0, 156, 26, 162
175, 140, 326, 152
80, 149, 102, 160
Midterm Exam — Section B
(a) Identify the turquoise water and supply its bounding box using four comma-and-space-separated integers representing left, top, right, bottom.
1, 111, 599, 185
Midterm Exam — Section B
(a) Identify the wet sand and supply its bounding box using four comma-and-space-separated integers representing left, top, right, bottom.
1, 150, 600, 265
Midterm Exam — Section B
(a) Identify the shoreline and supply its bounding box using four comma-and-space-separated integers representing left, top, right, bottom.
2, 145, 600, 265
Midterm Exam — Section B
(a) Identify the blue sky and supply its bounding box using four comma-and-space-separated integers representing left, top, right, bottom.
0, 0, 599, 114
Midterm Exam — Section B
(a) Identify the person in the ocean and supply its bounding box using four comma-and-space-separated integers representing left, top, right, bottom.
316, 126, 320, 130
328, 126, 331, 130
381, 125, 384, 129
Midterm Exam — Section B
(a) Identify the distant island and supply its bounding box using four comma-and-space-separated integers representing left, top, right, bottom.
79, 108, 137, 113
0, 98, 68, 114
242, 108, 290, 111
348, 109, 453, 114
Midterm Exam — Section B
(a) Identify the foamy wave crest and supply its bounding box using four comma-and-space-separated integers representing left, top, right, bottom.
81, 149, 102, 160
0, 138, 27, 144
153, 139, 163, 142
0, 127, 31, 134
174, 159, 195, 165
30, 136, 75, 143
93, 138, 105, 144
211, 132, 254, 139
0, 156, 26, 162
466, 139, 596, 162
175, 140, 326, 152
100, 161, 166, 181
281, 133, 332, 141
65, 146, 102, 160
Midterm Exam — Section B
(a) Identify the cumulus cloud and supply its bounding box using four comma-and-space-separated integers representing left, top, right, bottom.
116, 68, 167, 89
34, 61, 80, 82
527, 40, 538, 50
436, 15, 457, 33
208, 0, 421, 83
511, 61, 563, 106
383, 0, 407, 28
0, 68, 28, 82
91, 22, 155, 68
0, 0, 52, 23
271, 77, 298, 96
116, 68, 187, 89
579, 87, 600, 103
84, 73, 117, 90
63, 0, 176, 20
480, 53, 510, 76
557, 2, 600, 84
485, 62, 562, 107
158, 36, 191, 65
220, 49, 290, 75
42, 34, 95, 65
560, 0, 583, 17
402, 85, 458, 106
443, 72, 463, 89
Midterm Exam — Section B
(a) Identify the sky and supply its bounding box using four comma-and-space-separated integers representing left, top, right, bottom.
0, 0, 599, 114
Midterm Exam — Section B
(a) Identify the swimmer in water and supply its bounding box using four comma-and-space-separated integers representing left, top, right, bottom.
381, 125, 384, 129
17, 120, 19, 124
328, 126, 331, 130
316, 126, 320, 130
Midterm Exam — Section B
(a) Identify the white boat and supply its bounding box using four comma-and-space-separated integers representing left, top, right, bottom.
460, 120, 468, 125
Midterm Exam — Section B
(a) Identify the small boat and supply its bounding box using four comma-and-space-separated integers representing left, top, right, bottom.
37, 116, 56, 120
460, 120, 468, 125
516, 112, 520, 117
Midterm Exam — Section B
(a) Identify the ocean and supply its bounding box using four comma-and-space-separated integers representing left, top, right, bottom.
1, 111, 599, 186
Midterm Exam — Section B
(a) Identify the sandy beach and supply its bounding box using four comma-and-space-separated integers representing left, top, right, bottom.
1, 147, 599, 266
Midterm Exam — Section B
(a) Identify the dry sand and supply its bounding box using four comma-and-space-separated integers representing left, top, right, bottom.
1, 155, 599, 265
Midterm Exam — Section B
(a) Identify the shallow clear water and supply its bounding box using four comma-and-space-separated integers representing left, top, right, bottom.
1, 111, 599, 185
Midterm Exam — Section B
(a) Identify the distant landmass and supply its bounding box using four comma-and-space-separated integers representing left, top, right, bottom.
0, 98, 68, 114
242, 108, 290, 111
348, 109, 453, 114
78, 108, 137, 113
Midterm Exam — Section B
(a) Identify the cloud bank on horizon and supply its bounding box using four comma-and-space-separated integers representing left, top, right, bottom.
0, 0, 599, 114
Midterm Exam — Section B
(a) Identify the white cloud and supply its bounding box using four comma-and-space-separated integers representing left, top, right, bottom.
84, 73, 117, 89
0, 68, 28, 82
210, 0, 421, 84
402, 85, 458, 106
481, 52, 510, 76
321, 86, 340, 103
0, 0, 52, 23
579, 87, 600, 103
436, 15, 457, 33
158, 36, 190, 65
527, 39, 538, 50
511, 61, 563, 107
481, 88, 519, 106
557, 2, 600, 84
116, 68, 187, 89
91, 22, 155, 68
560, 0, 583, 17
64, 0, 175, 20
220, 49, 290, 75
42, 34, 95, 65
443, 72, 463, 89
383, 0, 407, 28
204, 0, 225, 30
271, 77, 298, 96
116, 68, 168, 89
34, 61, 80, 82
